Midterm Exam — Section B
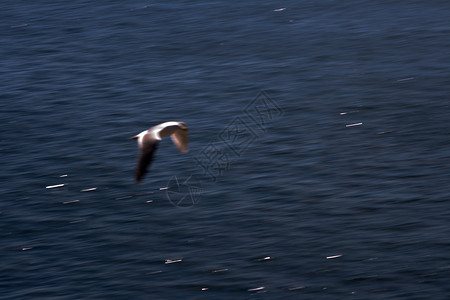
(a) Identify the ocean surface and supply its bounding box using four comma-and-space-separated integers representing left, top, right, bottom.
1, 1, 449, 299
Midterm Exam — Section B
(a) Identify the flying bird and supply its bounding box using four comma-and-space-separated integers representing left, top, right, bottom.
132, 121, 188, 182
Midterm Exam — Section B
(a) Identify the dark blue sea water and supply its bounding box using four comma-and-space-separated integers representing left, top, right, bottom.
1, 1, 450, 299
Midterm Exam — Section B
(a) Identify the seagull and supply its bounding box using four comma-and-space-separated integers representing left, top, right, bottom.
132, 121, 189, 182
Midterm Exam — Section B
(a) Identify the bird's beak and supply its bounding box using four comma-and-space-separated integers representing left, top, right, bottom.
130, 135, 138, 140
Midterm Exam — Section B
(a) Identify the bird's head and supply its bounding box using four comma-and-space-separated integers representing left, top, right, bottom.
178, 122, 188, 131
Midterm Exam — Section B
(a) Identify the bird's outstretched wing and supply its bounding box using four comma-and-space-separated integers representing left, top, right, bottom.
136, 135, 159, 182
170, 128, 189, 153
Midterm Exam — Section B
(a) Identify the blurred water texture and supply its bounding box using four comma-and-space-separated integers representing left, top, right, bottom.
1, 1, 450, 299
